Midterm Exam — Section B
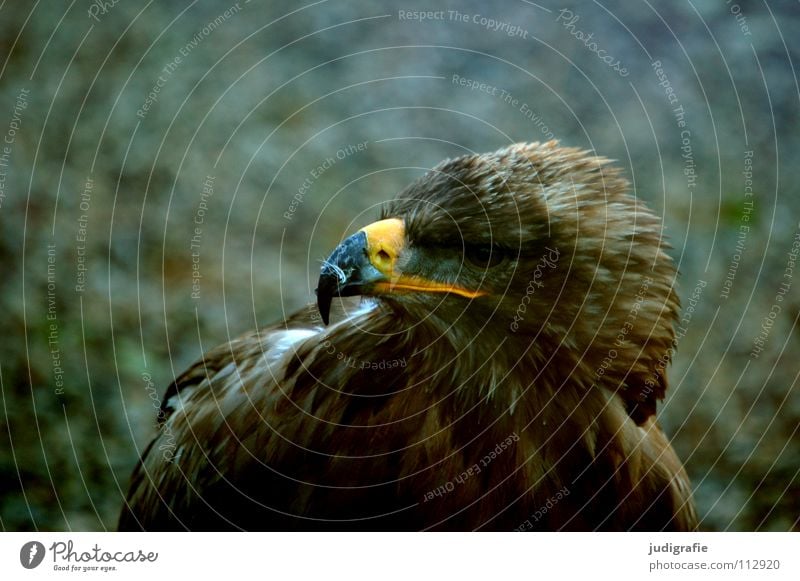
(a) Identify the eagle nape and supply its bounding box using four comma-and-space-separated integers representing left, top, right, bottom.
120, 141, 696, 532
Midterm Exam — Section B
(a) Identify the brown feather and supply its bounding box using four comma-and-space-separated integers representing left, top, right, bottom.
119, 141, 696, 531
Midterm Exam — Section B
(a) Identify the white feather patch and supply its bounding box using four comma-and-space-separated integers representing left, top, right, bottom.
266, 329, 319, 363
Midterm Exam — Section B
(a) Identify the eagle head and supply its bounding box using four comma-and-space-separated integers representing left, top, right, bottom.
317, 141, 679, 421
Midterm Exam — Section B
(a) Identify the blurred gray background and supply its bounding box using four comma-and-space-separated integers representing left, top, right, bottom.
1, 0, 798, 530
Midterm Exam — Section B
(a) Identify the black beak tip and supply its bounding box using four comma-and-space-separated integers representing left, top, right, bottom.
315, 231, 371, 326
316, 288, 331, 325
315, 274, 339, 326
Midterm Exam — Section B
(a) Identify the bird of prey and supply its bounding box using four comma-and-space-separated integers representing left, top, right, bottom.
119, 141, 696, 531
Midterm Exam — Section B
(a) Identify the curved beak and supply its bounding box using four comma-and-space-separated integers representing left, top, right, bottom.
316, 219, 403, 325
316, 217, 486, 324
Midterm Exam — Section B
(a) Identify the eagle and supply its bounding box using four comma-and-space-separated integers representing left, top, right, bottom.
119, 141, 696, 531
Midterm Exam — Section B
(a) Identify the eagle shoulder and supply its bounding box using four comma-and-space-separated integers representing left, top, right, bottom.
119, 305, 334, 530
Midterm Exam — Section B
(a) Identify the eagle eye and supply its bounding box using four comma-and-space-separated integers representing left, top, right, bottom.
464, 244, 505, 268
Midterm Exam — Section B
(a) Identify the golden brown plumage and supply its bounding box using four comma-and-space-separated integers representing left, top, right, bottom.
119, 141, 696, 531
